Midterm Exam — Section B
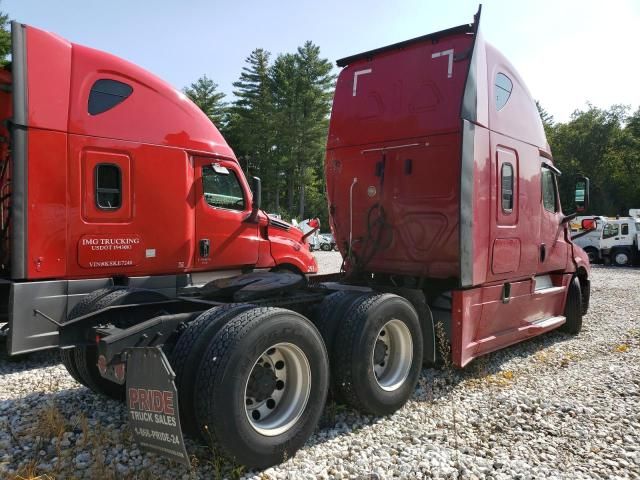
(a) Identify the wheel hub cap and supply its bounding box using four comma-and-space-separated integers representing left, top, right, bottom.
372, 319, 413, 392
244, 342, 311, 437
246, 364, 277, 402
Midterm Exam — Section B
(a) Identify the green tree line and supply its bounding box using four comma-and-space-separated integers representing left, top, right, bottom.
185, 44, 335, 224
538, 102, 640, 216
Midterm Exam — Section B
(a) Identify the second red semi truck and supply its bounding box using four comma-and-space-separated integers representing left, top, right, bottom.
2, 7, 591, 469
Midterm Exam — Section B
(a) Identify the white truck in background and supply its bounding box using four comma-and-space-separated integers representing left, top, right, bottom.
573, 211, 640, 266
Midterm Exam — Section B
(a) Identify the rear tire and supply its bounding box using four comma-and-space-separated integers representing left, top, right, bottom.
584, 247, 598, 264
60, 348, 86, 386
320, 243, 331, 252
193, 307, 329, 469
313, 290, 367, 354
169, 303, 256, 436
72, 288, 168, 400
612, 249, 631, 267
560, 277, 582, 334
331, 294, 423, 415
60, 287, 123, 388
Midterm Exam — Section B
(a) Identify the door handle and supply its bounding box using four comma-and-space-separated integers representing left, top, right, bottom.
404, 159, 413, 175
199, 239, 210, 258
502, 283, 511, 304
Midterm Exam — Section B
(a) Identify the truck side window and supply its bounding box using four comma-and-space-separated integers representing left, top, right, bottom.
95, 164, 122, 210
495, 73, 513, 110
202, 166, 245, 211
602, 223, 619, 239
88, 79, 133, 115
541, 167, 557, 213
501, 163, 514, 212
621, 224, 629, 235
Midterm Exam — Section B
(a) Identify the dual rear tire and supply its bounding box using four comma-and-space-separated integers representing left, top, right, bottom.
176, 306, 329, 468
328, 293, 423, 415
174, 292, 423, 468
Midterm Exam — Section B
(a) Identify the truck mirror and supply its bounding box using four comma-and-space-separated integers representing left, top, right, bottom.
245, 176, 262, 223
251, 176, 262, 210
574, 176, 589, 213
581, 218, 595, 230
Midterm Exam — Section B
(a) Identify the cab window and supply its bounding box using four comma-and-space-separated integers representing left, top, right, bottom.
202, 165, 245, 211
602, 223, 619, 239
495, 73, 513, 110
501, 163, 514, 212
621, 224, 629, 235
95, 163, 122, 210
541, 167, 557, 213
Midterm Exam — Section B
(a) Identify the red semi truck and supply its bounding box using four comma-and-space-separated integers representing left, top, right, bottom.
2, 8, 591, 469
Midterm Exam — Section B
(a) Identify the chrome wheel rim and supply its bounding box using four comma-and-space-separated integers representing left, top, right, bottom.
371, 319, 413, 391
244, 342, 311, 436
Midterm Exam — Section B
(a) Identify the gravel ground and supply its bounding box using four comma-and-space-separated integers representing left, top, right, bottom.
313, 250, 343, 275
1, 259, 639, 479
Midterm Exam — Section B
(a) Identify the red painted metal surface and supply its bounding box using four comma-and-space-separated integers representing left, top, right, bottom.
327, 11, 590, 366
326, 29, 473, 279
3, 24, 316, 280
451, 274, 571, 367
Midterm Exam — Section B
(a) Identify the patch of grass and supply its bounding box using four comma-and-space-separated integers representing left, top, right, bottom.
319, 396, 346, 428
9, 458, 53, 480
482, 370, 516, 387
614, 344, 630, 353
533, 349, 581, 367
31, 401, 67, 440
534, 350, 553, 364
559, 352, 580, 367
435, 321, 461, 474
76, 413, 90, 449
90, 423, 115, 480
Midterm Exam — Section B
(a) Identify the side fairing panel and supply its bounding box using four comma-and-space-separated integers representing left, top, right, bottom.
485, 43, 546, 150
25, 26, 72, 132
26, 130, 67, 278
67, 44, 233, 157
461, 121, 491, 287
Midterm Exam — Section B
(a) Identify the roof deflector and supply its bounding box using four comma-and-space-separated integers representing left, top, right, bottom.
336, 5, 482, 68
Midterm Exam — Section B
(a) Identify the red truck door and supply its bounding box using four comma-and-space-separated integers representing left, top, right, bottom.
194, 157, 259, 269
538, 164, 568, 272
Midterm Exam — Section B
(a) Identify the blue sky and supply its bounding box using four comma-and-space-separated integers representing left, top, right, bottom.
4, 0, 639, 122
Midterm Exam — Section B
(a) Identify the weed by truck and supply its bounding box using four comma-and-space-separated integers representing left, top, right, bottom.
2, 7, 591, 469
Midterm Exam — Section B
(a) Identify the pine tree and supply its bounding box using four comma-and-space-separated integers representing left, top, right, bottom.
0, 6, 12, 65
230, 49, 278, 209
536, 100, 555, 141
183, 75, 227, 128
293, 41, 335, 219
270, 43, 334, 220
270, 53, 301, 216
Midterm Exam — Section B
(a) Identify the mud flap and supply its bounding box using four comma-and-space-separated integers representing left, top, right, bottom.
126, 347, 189, 466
